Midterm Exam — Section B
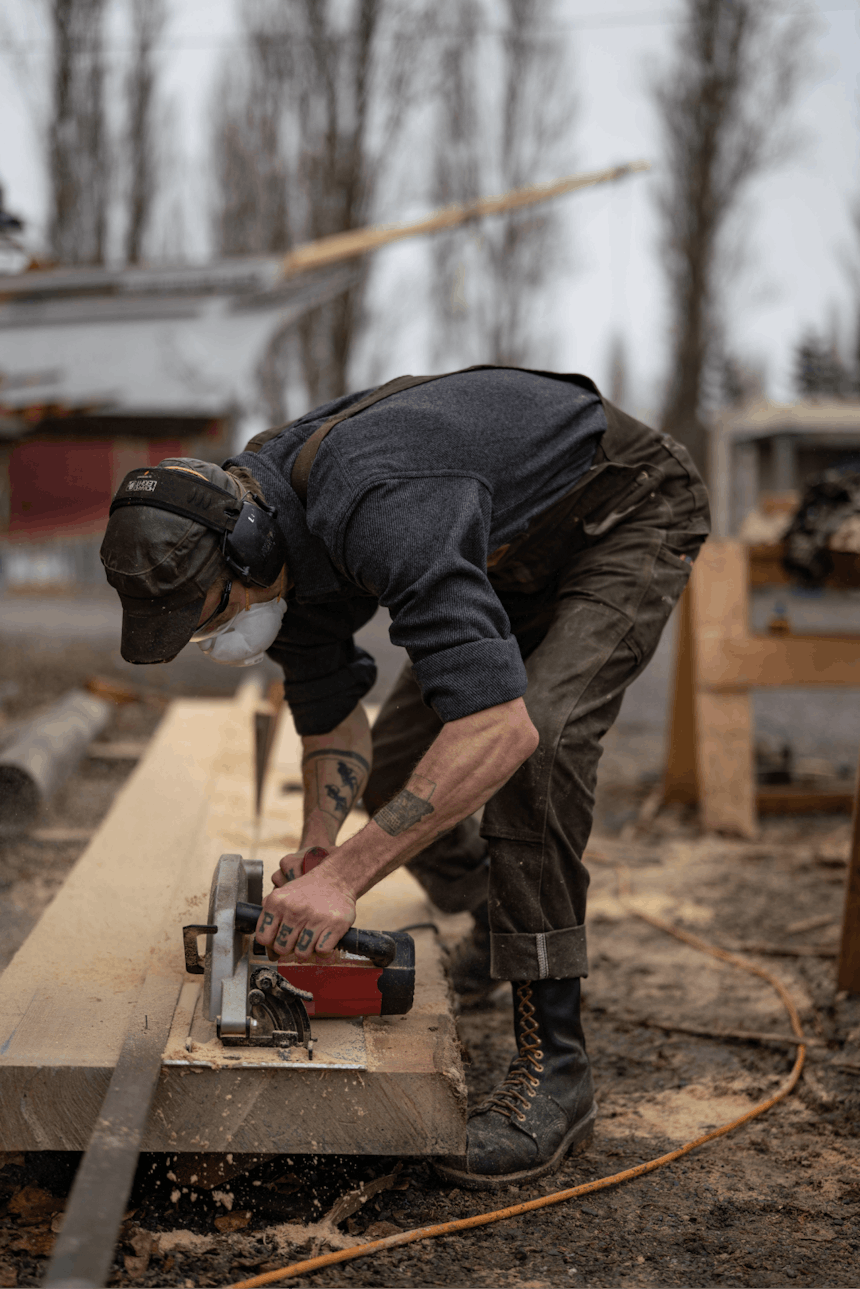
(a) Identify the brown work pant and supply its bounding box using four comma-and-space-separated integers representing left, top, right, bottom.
363, 487, 706, 981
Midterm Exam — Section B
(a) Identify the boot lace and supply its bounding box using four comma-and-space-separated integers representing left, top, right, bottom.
473, 982, 544, 1123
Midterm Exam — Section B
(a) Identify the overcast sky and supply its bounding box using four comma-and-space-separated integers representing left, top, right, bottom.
1, 0, 858, 419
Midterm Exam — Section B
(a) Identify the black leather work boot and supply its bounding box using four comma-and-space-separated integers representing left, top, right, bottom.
445, 903, 494, 1006
435, 977, 596, 1190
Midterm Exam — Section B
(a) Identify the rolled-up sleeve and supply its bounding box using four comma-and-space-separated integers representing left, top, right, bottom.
340, 477, 528, 721
267, 597, 378, 735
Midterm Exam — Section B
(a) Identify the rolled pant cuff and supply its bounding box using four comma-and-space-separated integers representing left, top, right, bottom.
490, 925, 588, 981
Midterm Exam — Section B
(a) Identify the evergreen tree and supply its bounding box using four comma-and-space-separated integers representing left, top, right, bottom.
793, 330, 851, 399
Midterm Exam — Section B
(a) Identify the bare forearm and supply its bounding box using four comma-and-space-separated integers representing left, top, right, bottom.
299, 704, 372, 849
331, 698, 538, 898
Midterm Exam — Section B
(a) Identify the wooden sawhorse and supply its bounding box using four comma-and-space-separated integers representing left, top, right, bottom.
661, 538, 860, 991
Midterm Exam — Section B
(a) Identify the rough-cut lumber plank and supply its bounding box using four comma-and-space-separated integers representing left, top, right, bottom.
691, 542, 756, 838
757, 787, 855, 815
695, 693, 756, 837
0, 688, 466, 1154
662, 586, 699, 807
699, 634, 860, 689
147, 699, 463, 1154
281, 162, 649, 277
0, 698, 222, 1072
748, 544, 860, 589
694, 540, 750, 645
838, 753, 860, 993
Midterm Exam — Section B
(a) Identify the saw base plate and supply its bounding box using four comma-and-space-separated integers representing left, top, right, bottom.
162, 981, 368, 1070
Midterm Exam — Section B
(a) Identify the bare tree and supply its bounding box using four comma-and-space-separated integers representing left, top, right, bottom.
606, 332, 628, 408
124, 0, 166, 264
211, 5, 292, 260
212, 0, 421, 418
848, 195, 860, 393
291, 0, 381, 407
654, 0, 809, 477
430, 0, 575, 369
48, 0, 110, 264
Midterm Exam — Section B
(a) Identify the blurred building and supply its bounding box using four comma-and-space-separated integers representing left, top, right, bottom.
710, 399, 860, 539
0, 258, 356, 586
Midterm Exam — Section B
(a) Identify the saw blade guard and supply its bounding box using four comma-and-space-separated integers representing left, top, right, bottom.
202, 852, 264, 1031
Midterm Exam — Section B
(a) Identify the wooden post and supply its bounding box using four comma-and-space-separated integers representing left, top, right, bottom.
838, 756, 860, 993
662, 586, 699, 807
662, 543, 756, 836
692, 543, 756, 837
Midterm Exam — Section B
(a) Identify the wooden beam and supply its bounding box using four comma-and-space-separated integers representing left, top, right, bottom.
757, 786, 855, 815
700, 634, 860, 689
0, 685, 466, 1154
838, 752, 860, 993
690, 542, 756, 838
281, 161, 650, 277
748, 544, 860, 589
662, 587, 699, 807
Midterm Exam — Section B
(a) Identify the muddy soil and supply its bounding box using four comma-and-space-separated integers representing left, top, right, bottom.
0, 643, 858, 1288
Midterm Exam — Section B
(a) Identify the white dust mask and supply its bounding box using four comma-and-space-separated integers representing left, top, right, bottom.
196, 595, 286, 667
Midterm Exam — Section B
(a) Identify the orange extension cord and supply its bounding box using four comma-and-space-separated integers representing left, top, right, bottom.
228, 884, 807, 1289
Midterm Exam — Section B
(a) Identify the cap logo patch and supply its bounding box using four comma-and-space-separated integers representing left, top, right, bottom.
126, 478, 158, 493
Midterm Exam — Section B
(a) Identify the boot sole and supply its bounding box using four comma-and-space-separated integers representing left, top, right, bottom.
433, 1100, 597, 1192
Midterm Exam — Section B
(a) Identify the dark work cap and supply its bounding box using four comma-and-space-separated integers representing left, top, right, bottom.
100, 459, 237, 664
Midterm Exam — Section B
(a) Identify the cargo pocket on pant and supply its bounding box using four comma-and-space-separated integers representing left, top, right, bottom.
623, 531, 702, 668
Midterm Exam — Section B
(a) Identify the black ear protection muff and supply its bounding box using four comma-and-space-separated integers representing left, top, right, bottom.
109, 467, 288, 588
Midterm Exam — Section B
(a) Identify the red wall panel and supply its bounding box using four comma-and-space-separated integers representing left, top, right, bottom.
8, 440, 114, 536
147, 440, 185, 466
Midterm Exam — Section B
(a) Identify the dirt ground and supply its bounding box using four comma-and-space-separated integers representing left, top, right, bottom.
0, 639, 859, 1288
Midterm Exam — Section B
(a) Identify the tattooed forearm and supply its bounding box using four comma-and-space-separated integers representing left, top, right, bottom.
305, 749, 369, 825
373, 773, 436, 837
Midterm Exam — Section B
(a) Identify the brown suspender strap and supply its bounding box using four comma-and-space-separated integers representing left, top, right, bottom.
290, 365, 506, 504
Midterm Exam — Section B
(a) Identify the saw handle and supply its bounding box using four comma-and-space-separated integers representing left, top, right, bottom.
234, 902, 397, 969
